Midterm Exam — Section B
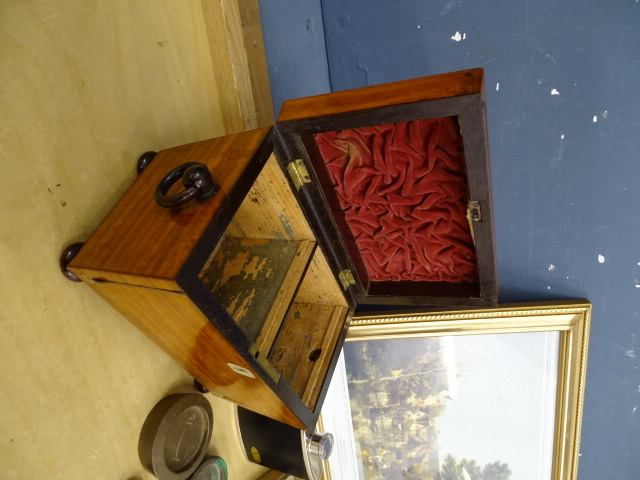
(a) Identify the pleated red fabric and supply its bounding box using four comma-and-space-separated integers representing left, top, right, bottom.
314, 118, 478, 283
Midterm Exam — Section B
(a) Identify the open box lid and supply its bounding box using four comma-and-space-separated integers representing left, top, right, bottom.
274, 68, 498, 307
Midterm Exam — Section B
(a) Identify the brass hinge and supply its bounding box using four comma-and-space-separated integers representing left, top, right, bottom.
339, 269, 356, 290
249, 345, 281, 383
286, 159, 311, 190
468, 200, 482, 222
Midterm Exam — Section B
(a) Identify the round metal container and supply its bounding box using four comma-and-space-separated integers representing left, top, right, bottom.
189, 456, 228, 480
236, 406, 333, 480
138, 393, 213, 480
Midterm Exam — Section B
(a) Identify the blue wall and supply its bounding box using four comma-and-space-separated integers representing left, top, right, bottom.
259, 1, 640, 477
258, 0, 331, 115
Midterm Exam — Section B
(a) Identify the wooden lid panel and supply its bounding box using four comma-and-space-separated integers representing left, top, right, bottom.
278, 69, 483, 122
275, 69, 497, 306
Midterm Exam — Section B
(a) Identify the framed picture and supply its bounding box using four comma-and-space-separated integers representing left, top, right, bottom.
320, 301, 590, 480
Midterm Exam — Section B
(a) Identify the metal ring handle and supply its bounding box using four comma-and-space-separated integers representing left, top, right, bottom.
155, 162, 219, 208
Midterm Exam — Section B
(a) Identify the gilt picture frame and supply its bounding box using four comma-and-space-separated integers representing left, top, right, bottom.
320, 301, 590, 480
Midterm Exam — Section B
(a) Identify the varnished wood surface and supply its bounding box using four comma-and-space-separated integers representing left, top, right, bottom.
1, 0, 273, 478
70, 128, 271, 287
88, 279, 306, 430
277, 68, 484, 122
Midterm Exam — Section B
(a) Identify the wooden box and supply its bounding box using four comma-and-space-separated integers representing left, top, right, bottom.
65, 68, 497, 431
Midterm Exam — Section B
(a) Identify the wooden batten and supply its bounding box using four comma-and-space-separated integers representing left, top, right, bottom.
255, 240, 317, 352
201, 0, 274, 133
269, 302, 349, 411
296, 247, 347, 307
300, 304, 349, 409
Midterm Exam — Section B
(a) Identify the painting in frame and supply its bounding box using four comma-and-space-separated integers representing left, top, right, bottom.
320, 301, 590, 480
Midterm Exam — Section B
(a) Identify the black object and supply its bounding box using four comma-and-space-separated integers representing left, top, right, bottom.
139, 393, 213, 480
188, 456, 227, 480
236, 406, 333, 480
193, 379, 209, 394
137, 151, 158, 175
155, 162, 219, 207
59, 242, 84, 282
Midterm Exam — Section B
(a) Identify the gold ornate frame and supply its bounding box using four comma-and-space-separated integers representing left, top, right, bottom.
322, 300, 590, 480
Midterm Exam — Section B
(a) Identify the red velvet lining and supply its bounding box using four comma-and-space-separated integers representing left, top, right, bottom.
314, 118, 478, 283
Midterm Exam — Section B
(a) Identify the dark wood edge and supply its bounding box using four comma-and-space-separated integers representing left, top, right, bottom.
276, 94, 476, 136
367, 280, 480, 300
309, 310, 353, 419
459, 94, 499, 305
355, 293, 495, 308
276, 92, 499, 306
272, 130, 361, 310
175, 129, 317, 431
300, 134, 372, 292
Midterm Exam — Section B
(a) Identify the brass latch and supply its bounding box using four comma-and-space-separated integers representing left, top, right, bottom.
466, 200, 482, 244
339, 270, 356, 290
286, 159, 312, 190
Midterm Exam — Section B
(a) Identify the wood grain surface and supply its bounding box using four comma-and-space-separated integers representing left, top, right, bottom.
224, 154, 316, 241
86, 279, 306, 429
202, 0, 275, 133
69, 128, 271, 287
270, 303, 348, 410
278, 68, 484, 122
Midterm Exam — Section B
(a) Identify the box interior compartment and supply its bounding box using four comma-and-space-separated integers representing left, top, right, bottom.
200, 154, 349, 408
302, 116, 481, 299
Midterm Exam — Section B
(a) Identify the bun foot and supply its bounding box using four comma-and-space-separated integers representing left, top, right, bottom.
193, 378, 209, 394
136, 151, 157, 175
60, 242, 85, 282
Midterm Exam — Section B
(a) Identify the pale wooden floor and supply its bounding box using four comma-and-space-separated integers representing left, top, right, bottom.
0, 0, 272, 478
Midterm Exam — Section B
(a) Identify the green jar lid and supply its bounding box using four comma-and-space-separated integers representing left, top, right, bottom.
188, 456, 228, 480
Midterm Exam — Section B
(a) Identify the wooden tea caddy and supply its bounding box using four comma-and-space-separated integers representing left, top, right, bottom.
61, 68, 497, 431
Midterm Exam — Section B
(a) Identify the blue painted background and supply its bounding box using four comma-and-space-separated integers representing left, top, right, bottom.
259, 1, 640, 477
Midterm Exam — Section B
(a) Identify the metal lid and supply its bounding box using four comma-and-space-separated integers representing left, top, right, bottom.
138, 393, 213, 480
188, 456, 228, 480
